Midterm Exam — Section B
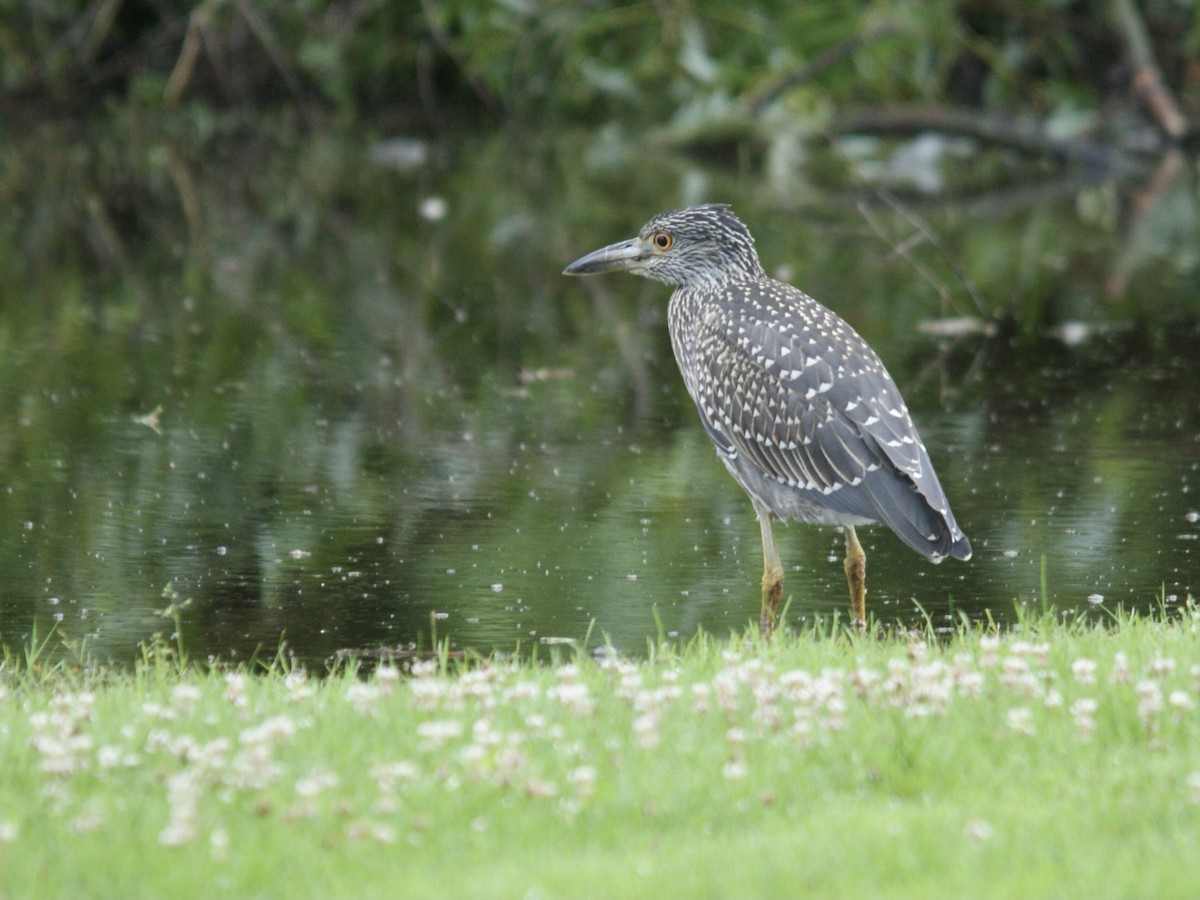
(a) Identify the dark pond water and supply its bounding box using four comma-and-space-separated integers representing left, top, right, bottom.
2, 123, 1198, 665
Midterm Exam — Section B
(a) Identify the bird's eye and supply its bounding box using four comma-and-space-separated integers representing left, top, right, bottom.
652, 232, 673, 250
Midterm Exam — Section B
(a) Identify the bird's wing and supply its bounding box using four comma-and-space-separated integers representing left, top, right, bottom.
676, 283, 964, 558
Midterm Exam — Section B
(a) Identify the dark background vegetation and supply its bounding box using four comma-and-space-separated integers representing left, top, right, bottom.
4, 0, 1199, 331
5, 0, 1200, 132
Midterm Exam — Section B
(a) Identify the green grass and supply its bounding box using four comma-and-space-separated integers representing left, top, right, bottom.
1, 604, 1198, 900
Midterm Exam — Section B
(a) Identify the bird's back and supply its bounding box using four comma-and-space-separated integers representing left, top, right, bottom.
668, 275, 971, 562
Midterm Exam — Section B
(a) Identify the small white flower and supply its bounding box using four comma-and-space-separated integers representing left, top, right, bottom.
171, 683, 202, 709
1147, 657, 1176, 677
1070, 698, 1099, 736
210, 828, 230, 860
964, 819, 993, 843
345, 682, 381, 713
416, 719, 463, 748
1072, 659, 1097, 685
1007, 707, 1034, 736
295, 767, 339, 798
722, 760, 748, 780
568, 766, 597, 795
1168, 690, 1195, 711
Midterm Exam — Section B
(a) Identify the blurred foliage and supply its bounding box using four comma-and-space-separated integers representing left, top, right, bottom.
2, 0, 1199, 129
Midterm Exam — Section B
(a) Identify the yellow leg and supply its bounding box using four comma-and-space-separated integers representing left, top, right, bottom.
756, 503, 784, 637
843, 525, 866, 628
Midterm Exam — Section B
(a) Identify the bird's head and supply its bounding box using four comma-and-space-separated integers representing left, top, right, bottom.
563, 204, 765, 288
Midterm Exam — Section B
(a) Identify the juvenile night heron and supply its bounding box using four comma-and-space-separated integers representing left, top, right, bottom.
563, 204, 970, 633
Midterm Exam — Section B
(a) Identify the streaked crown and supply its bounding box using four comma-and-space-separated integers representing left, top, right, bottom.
637, 205, 766, 287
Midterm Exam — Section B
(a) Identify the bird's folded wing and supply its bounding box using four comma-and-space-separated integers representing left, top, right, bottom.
687, 312, 960, 557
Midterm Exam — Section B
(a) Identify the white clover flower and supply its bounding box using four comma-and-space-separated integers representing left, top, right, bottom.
1147, 657, 1176, 677
547, 681, 595, 717
1168, 690, 1195, 711
375, 664, 401, 687
1072, 659, 1097, 685
1188, 772, 1200, 804
371, 823, 398, 844
722, 760, 748, 780
632, 712, 661, 749
295, 767, 339, 798
284, 671, 315, 702
523, 778, 558, 799
171, 683, 202, 711
209, 828, 230, 860
849, 666, 881, 697
964, 819, 993, 843
1007, 707, 1034, 736
345, 682, 382, 714
567, 765, 597, 795
416, 719, 463, 748
955, 669, 985, 698
979, 635, 1000, 667
370, 760, 419, 791
410, 659, 438, 678
239, 715, 299, 746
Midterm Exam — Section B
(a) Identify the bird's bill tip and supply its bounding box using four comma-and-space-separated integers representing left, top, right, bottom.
562, 237, 647, 276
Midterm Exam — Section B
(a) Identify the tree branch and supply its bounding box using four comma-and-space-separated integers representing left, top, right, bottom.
1109, 0, 1188, 139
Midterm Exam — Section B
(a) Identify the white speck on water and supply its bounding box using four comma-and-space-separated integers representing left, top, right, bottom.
1087, 593, 1104, 605
419, 196, 447, 221
216, 546, 227, 556
1002, 549, 1018, 558
491, 583, 504, 592
289, 549, 310, 559
1187, 511, 1199, 523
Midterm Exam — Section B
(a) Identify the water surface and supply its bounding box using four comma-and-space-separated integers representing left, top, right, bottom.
2, 124, 1197, 665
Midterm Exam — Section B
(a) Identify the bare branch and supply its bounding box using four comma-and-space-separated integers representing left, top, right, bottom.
1109, 0, 1188, 139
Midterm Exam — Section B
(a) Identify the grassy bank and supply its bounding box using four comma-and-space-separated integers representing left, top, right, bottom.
1, 606, 1198, 899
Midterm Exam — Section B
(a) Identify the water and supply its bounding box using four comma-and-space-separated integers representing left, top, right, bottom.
2, 124, 1197, 666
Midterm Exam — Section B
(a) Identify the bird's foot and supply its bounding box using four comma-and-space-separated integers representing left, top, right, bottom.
759, 570, 784, 638
843, 554, 866, 629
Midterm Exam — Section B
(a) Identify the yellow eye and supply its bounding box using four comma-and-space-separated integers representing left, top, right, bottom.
652, 231, 673, 250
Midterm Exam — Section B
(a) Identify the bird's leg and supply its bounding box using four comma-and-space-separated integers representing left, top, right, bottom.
755, 503, 784, 637
843, 525, 866, 629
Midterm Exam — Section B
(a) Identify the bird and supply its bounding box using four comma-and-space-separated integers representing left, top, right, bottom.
563, 204, 970, 634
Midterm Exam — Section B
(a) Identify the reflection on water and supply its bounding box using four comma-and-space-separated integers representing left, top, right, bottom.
4, 347, 1197, 666
1, 125, 1198, 666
